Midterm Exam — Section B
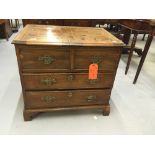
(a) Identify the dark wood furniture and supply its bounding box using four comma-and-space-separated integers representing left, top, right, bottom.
119, 19, 155, 84
142, 33, 146, 40
0, 19, 12, 40
22, 19, 119, 27
12, 24, 123, 121
133, 20, 155, 84
22, 19, 64, 26
10, 19, 20, 32
119, 20, 144, 55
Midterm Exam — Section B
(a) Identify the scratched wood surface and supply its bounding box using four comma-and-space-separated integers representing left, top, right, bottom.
12, 24, 124, 46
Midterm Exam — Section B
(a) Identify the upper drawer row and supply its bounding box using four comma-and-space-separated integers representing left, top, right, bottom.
16, 46, 121, 73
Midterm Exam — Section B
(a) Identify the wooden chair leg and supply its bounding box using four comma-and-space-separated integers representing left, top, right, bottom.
2, 21, 8, 41
10, 19, 13, 28
123, 28, 131, 45
122, 28, 131, 54
133, 34, 153, 84
142, 34, 146, 41
17, 19, 20, 27
125, 33, 138, 74
15, 19, 17, 27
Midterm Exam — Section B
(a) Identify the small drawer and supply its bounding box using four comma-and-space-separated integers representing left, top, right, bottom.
23, 72, 115, 90
73, 47, 121, 72
25, 89, 111, 109
19, 46, 70, 72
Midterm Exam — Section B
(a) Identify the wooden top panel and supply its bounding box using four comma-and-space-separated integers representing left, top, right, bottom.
12, 24, 124, 46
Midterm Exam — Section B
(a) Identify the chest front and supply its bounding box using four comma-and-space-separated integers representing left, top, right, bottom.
13, 25, 123, 121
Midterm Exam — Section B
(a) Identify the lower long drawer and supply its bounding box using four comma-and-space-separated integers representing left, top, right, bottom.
25, 89, 111, 109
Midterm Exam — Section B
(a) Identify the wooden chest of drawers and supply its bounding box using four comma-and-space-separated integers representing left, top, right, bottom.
12, 24, 123, 121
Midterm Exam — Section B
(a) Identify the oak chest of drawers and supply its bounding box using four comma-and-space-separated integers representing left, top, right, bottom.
12, 24, 124, 121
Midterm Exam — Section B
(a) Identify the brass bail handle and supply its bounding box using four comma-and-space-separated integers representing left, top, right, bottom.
41, 78, 56, 86
87, 95, 97, 102
67, 74, 75, 81
67, 91, 73, 97
38, 56, 55, 64
41, 96, 56, 103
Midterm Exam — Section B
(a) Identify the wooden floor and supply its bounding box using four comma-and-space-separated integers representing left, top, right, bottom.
0, 26, 155, 134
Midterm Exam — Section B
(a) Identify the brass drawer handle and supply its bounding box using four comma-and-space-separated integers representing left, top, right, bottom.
89, 79, 98, 85
41, 96, 56, 103
41, 78, 56, 86
38, 56, 55, 64
87, 95, 97, 102
91, 56, 102, 64
67, 74, 74, 81
67, 92, 73, 97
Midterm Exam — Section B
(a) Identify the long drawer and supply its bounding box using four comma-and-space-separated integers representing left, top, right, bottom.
25, 89, 111, 109
23, 73, 114, 90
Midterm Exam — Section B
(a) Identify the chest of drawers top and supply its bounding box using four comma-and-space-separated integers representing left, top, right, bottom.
12, 24, 124, 47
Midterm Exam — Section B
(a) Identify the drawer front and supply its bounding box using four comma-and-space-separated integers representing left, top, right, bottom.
23, 73, 114, 90
73, 47, 121, 72
19, 47, 70, 72
64, 20, 91, 27
25, 89, 111, 109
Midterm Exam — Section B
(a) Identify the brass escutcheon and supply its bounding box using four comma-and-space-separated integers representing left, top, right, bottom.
91, 55, 102, 64
67, 74, 74, 81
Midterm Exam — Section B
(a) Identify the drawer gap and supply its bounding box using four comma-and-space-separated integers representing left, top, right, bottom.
24, 88, 112, 91
25, 104, 108, 112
